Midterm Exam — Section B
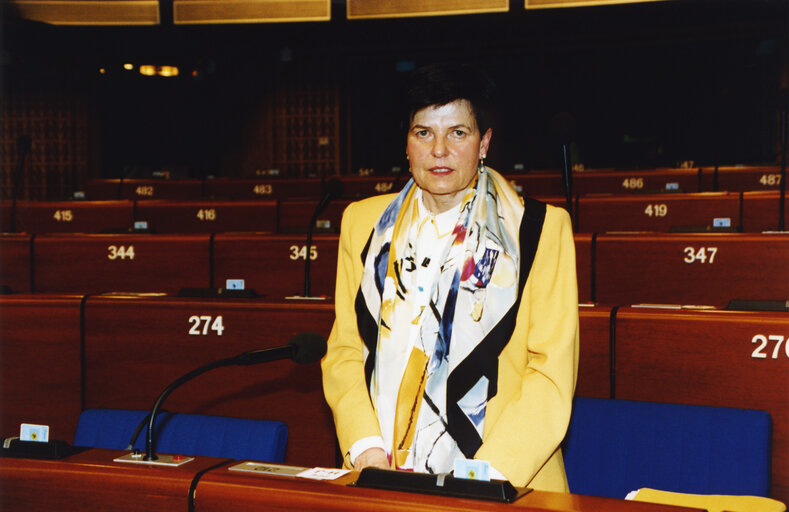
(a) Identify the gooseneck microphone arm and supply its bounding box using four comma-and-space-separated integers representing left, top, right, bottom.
143, 333, 326, 461
303, 178, 344, 297
144, 356, 233, 461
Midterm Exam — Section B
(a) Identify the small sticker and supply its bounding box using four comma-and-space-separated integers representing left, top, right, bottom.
453, 458, 490, 481
225, 279, 245, 290
665, 182, 679, 191
713, 218, 731, 227
20, 423, 49, 443
134, 220, 149, 230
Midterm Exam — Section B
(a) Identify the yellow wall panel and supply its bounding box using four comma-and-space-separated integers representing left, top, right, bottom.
174, 0, 330, 24
347, 0, 508, 20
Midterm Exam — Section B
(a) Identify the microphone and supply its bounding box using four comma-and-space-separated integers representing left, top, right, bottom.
141, 332, 326, 461
303, 178, 344, 297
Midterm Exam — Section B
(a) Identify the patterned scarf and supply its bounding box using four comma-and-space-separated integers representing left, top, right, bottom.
356, 166, 525, 473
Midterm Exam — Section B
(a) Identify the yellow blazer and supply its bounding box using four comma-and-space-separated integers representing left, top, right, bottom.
322, 193, 579, 491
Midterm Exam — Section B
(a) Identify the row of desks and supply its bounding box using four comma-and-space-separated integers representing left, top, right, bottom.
0, 449, 701, 511
1, 294, 786, 502
2, 231, 788, 308
2, 190, 787, 234
83, 165, 784, 201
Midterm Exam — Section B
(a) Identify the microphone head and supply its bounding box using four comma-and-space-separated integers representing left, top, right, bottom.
288, 332, 327, 364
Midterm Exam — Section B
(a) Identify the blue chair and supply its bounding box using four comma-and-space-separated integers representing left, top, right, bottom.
74, 409, 288, 463
563, 397, 772, 499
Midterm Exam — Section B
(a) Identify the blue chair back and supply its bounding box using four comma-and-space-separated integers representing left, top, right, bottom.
74, 409, 287, 463
563, 397, 772, 498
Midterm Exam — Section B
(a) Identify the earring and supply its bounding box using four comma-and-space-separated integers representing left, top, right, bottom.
479, 155, 486, 168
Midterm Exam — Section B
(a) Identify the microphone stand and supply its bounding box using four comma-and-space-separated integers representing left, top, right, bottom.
561, 142, 573, 221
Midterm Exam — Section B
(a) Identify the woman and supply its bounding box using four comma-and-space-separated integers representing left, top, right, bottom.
322, 64, 579, 491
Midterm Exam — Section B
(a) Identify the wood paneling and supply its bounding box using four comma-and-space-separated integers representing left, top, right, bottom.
33, 233, 211, 293
135, 200, 277, 234
0, 294, 83, 441
0, 449, 229, 512
212, 233, 339, 298
577, 305, 612, 399
595, 233, 789, 308
0, 234, 32, 292
575, 192, 740, 233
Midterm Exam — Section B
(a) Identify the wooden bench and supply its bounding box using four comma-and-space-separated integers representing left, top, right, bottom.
81, 295, 336, 467
576, 192, 740, 233
134, 200, 277, 234
33, 234, 211, 293
595, 232, 789, 307
613, 305, 789, 504
0, 294, 84, 441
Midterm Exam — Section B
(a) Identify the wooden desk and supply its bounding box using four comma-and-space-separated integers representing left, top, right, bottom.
86, 179, 204, 200
212, 233, 339, 298
575, 192, 740, 233
0, 449, 230, 512
11, 200, 135, 234
204, 177, 322, 200
700, 165, 783, 192
574, 233, 592, 303
277, 200, 350, 233
33, 233, 211, 293
742, 191, 789, 232
82, 295, 336, 467
194, 462, 700, 512
574, 168, 700, 195
614, 306, 789, 504
0, 294, 84, 441
595, 232, 789, 308
577, 305, 612, 399
339, 175, 406, 198
0, 233, 32, 292
134, 199, 277, 234
507, 172, 566, 197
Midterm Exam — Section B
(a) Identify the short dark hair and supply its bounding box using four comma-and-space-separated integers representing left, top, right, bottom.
405, 63, 497, 135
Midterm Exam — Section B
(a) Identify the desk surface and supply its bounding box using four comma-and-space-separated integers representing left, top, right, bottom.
0, 450, 702, 512
195, 460, 702, 512
0, 449, 230, 512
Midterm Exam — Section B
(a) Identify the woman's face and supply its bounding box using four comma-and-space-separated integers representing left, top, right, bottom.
406, 99, 492, 214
